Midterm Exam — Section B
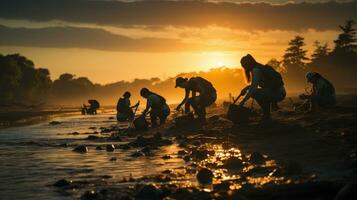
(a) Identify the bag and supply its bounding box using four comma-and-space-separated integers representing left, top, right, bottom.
227, 104, 251, 124
133, 116, 148, 131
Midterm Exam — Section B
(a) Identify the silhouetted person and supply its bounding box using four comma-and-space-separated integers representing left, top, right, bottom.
86, 99, 100, 115
116, 91, 139, 121
175, 76, 217, 121
299, 72, 336, 112
239, 54, 286, 122
140, 88, 170, 127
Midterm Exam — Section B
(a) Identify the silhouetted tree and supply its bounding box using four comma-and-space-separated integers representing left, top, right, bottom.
311, 41, 330, 61
0, 54, 52, 105
281, 36, 309, 89
282, 36, 309, 70
333, 20, 357, 53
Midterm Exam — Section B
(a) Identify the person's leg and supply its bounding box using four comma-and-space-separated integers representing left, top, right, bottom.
150, 110, 159, 127
252, 88, 271, 120
184, 98, 193, 114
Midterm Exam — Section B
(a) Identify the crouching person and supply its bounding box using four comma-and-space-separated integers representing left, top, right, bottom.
116, 91, 139, 122
175, 76, 217, 122
239, 54, 286, 122
140, 88, 170, 127
299, 72, 336, 112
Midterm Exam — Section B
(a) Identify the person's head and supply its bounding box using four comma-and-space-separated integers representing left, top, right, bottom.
175, 77, 189, 88
123, 91, 131, 98
240, 54, 257, 83
140, 88, 150, 98
305, 71, 322, 83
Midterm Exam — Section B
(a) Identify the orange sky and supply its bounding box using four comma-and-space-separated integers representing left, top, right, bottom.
0, 0, 353, 84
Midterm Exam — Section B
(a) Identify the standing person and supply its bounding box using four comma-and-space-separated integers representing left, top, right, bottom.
140, 88, 170, 127
299, 72, 336, 112
175, 76, 217, 121
116, 91, 139, 122
239, 54, 286, 122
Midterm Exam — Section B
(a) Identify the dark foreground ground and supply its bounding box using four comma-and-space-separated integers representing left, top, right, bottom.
50, 95, 357, 199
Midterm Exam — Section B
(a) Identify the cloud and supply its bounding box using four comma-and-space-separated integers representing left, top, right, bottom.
0, 0, 355, 31
0, 25, 237, 52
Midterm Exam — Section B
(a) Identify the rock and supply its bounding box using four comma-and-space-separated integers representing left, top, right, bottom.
73, 145, 88, 153
95, 146, 103, 150
106, 144, 115, 152
196, 168, 214, 184
53, 179, 72, 187
87, 135, 100, 140
49, 121, 61, 125
224, 157, 244, 170
191, 149, 208, 161
108, 117, 115, 120
131, 151, 145, 157
335, 184, 357, 200
110, 157, 117, 161
70, 132, 80, 135
161, 155, 171, 160
81, 190, 99, 200
249, 152, 266, 165
136, 184, 162, 199
58, 143, 68, 147
178, 150, 188, 156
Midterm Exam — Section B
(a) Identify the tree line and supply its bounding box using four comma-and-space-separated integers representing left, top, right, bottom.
0, 20, 356, 107
269, 20, 357, 91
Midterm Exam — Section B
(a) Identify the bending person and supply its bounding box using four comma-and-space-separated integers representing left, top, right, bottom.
140, 88, 170, 127
116, 91, 139, 121
239, 54, 286, 122
175, 76, 217, 121
299, 72, 336, 112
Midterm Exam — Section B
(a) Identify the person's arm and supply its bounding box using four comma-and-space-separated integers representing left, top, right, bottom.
130, 101, 140, 109
176, 88, 190, 111
142, 100, 150, 115
239, 68, 261, 106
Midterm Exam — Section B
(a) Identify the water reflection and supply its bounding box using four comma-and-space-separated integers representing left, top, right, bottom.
0, 112, 184, 199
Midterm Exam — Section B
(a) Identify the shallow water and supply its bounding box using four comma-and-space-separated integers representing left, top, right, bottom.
0, 111, 184, 200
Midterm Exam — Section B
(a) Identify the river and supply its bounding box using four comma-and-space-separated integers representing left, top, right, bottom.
0, 111, 184, 200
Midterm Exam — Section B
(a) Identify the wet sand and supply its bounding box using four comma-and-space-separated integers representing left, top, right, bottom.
2, 95, 357, 199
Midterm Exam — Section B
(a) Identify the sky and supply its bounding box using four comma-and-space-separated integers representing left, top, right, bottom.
0, 0, 356, 84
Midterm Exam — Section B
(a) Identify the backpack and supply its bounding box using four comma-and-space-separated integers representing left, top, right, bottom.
256, 65, 284, 89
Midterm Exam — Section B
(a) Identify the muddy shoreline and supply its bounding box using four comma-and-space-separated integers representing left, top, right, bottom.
47, 95, 357, 199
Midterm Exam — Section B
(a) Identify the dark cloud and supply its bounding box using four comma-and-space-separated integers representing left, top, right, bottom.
0, 25, 231, 52
0, 0, 356, 31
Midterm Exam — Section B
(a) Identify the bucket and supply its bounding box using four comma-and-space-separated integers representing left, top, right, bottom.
133, 116, 148, 131
227, 104, 251, 124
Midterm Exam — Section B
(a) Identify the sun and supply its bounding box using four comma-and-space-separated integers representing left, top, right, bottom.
216, 61, 225, 67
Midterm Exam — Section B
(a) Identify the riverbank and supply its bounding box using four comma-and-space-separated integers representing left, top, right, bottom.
46, 94, 357, 199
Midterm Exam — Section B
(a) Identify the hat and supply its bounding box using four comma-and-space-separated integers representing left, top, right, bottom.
305, 71, 317, 82
175, 77, 187, 88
